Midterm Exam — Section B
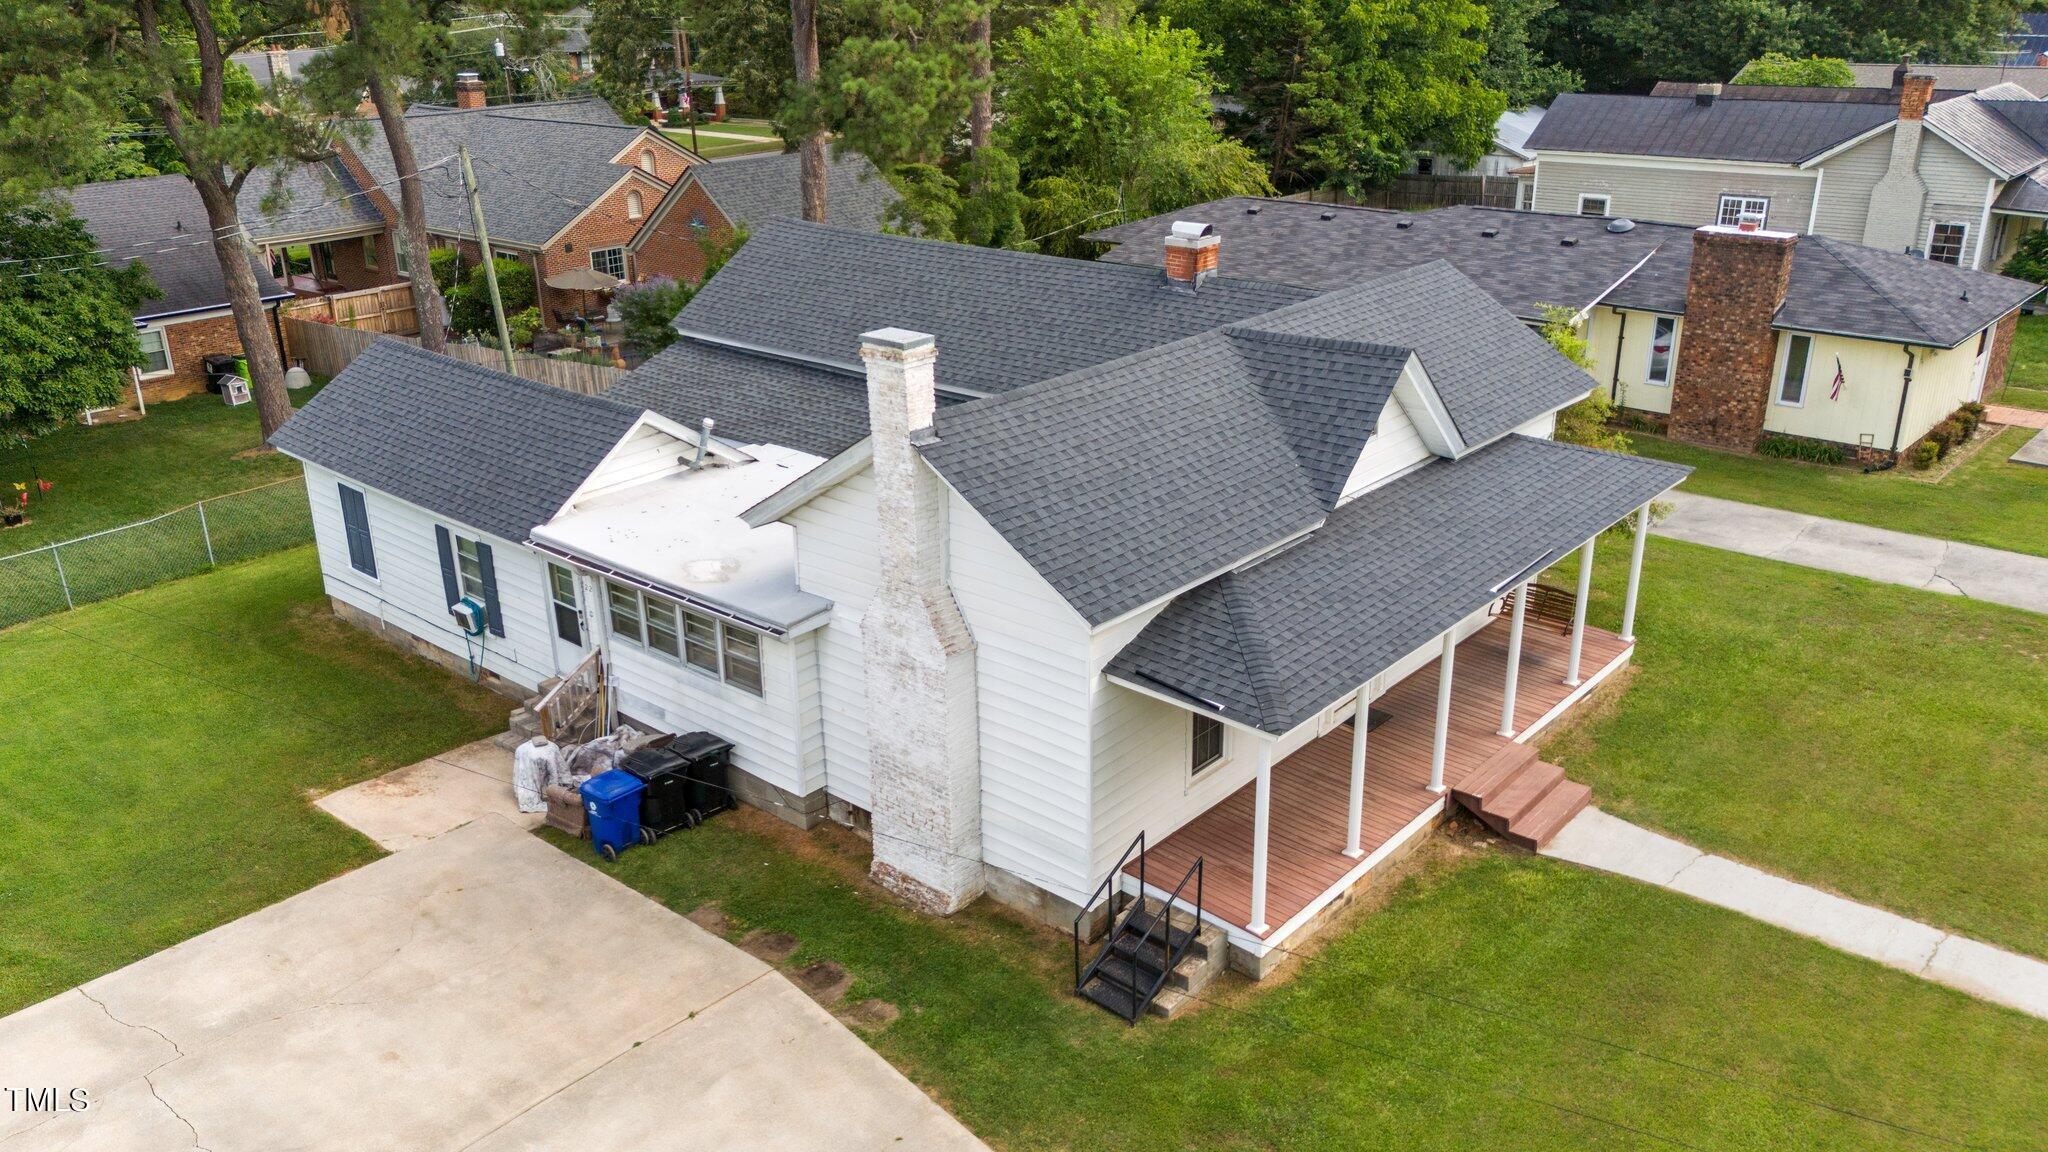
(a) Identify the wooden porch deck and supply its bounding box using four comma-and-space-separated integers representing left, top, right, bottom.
1127, 613, 1632, 941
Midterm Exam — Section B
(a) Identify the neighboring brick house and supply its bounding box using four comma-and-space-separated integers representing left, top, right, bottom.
341, 92, 706, 330
1090, 198, 2042, 463
66, 176, 295, 405
631, 150, 901, 283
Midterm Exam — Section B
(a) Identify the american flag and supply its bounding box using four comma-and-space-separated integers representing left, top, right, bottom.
1829, 357, 1846, 401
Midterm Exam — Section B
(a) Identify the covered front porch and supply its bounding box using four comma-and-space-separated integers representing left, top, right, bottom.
1127, 603, 1633, 954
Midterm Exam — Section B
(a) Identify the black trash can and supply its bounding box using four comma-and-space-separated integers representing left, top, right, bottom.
620, 745, 694, 840
670, 731, 736, 823
201, 354, 242, 393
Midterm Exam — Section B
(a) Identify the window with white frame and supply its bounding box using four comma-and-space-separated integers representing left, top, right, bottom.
1927, 221, 1969, 265
626, 189, 643, 219
604, 580, 764, 695
548, 563, 582, 645
453, 535, 488, 601
1190, 713, 1223, 777
1777, 333, 1813, 406
639, 148, 657, 174
135, 328, 172, 377
1645, 316, 1677, 385
1578, 193, 1611, 217
591, 246, 626, 278
1717, 195, 1770, 228
362, 236, 379, 271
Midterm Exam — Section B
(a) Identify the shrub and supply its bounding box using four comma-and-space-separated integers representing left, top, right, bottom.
1928, 419, 1966, 457
615, 276, 691, 353
447, 257, 537, 338
428, 247, 462, 294
2001, 229, 2048, 285
1954, 403, 1984, 440
1910, 440, 1941, 469
1756, 434, 1848, 466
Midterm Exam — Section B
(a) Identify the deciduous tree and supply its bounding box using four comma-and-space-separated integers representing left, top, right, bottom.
0, 204, 159, 443
1733, 51, 1856, 86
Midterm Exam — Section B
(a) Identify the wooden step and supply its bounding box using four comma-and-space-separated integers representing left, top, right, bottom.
1483, 760, 1566, 826
1453, 742, 1538, 806
1502, 778, 1592, 850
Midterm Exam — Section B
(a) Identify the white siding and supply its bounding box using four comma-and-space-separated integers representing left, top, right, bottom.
787, 470, 881, 809
569, 420, 690, 504
1917, 134, 1997, 268
303, 463, 557, 692
1339, 396, 1432, 498
1586, 308, 1677, 415
1812, 131, 1893, 240
1531, 156, 1818, 231
946, 490, 1097, 903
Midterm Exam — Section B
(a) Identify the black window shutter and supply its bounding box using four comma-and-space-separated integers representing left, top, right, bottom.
338, 485, 376, 577
476, 540, 504, 637
435, 525, 459, 609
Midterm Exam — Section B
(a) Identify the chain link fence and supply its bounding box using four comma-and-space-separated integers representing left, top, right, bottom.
0, 479, 313, 630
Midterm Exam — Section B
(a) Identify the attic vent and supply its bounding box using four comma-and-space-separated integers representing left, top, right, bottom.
1560, 237, 1579, 247
1395, 220, 1413, 230
1606, 218, 1637, 233
1480, 227, 1500, 238
1320, 211, 1336, 221
1245, 205, 1262, 215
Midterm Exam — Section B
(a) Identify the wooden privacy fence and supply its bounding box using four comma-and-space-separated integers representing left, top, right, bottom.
281, 283, 419, 336
282, 317, 625, 397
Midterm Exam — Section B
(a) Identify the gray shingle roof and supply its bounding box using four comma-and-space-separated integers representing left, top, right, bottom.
687, 151, 899, 232
1091, 198, 2040, 349
1105, 436, 1690, 734
348, 100, 665, 247
1845, 62, 2048, 97
269, 339, 644, 541
1925, 91, 2048, 177
1524, 92, 1896, 164
1995, 166, 2048, 213
674, 220, 1311, 398
1647, 81, 1966, 105
237, 157, 388, 242
64, 175, 291, 321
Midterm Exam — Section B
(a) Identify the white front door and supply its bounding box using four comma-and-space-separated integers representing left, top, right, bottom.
1969, 334, 1994, 402
545, 562, 593, 677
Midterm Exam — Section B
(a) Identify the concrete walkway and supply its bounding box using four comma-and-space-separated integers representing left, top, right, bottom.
1543, 808, 2048, 1021
1657, 491, 2048, 614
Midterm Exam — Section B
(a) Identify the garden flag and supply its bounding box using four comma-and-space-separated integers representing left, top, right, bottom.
1830, 357, 1846, 401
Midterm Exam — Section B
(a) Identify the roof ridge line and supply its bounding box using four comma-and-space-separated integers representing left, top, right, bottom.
1220, 574, 1288, 730
1805, 236, 1937, 343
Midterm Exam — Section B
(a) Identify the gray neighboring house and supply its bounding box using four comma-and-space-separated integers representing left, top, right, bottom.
1406, 106, 1546, 180
1525, 67, 2048, 272
275, 218, 1689, 994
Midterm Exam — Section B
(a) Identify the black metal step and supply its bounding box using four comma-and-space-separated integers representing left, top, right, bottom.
1116, 908, 1195, 957
1108, 932, 1171, 976
1079, 974, 1141, 1021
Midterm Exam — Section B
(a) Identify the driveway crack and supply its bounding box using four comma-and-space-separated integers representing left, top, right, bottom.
75, 987, 184, 1063
144, 1070, 210, 1152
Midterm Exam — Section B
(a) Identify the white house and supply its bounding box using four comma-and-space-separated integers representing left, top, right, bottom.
273, 221, 1688, 1012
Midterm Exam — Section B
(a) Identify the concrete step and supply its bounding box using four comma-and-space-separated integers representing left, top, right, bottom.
507, 707, 540, 740
1506, 778, 1593, 850
490, 731, 525, 752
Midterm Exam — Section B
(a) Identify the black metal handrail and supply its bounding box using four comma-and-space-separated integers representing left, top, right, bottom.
1125, 856, 1203, 1025
1073, 831, 1145, 990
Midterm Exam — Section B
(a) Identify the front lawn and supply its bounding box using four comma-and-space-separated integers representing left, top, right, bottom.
2000, 313, 2048, 392
0, 547, 506, 1014
1630, 425, 2048, 557
560, 808, 2048, 1150
1542, 536, 2048, 959
0, 383, 321, 553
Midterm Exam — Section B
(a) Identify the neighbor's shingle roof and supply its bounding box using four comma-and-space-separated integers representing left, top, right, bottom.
1846, 62, 2048, 97
674, 220, 1311, 398
1105, 436, 1690, 734
1091, 198, 2041, 349
1925, 90, 2048, 177
349, 99, 666, 246
237, 157, 388, 242
269, 339, 643, 541
687, 150, 899, 232
1523, 92, 1896, 164
65, 175, 291, 321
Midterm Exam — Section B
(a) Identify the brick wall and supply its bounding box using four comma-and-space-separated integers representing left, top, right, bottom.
1981, 310, 2021, 399
1667, 227, 1797, 450
622, 134, 696, 185
633, 180, 734, 284
322, 233, 403, 292
533, 172, 670, 327
141, 312, 258, 403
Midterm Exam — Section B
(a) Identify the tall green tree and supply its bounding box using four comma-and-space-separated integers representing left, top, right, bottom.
1159, 0, 1504, 193
1478, 0, 1578, 106
794, 0, 986, 170
1733, 51, 1856, 85
0, 203, 159, 443
1000, 6, 1270, 238
589, 0, 689, 119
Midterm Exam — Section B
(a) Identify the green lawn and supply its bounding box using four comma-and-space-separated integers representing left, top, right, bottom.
1995, 384, 2048, 411
664, 126, 785, 160
0, 547, 506, 1014
1541, 536, 2048, 959
0, 383, 322, 553
2000, 313, 2048, 391
1631, 425, 2048, 557
559, 808, 2048, 1150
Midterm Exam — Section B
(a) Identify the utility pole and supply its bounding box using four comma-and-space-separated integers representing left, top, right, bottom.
458, 143, 518, 374
672, 22, 699, 154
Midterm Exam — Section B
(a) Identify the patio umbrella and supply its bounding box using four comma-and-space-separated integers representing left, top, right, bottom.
543, 266, 623, 324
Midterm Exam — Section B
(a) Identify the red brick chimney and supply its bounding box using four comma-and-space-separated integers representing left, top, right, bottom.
1898, 72, 1936, 121
454, 72, 487, 110
1666, 224, 1798, 451
1164, 220, 1219, 290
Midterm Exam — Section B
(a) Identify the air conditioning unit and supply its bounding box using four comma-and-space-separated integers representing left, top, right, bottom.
450, 596, 487, 636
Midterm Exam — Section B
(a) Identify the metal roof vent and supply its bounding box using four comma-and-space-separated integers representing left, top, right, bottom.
1245, 204, 1262, 215
1480, 227, 1500, 238
1395, 219, 1413, 229
1320, 210, 1336, 221
1560, 237, 1579, 247
1606, 218, 1637, 233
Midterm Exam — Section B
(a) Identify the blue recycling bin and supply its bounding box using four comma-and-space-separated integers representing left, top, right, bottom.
582, 769, 646, 861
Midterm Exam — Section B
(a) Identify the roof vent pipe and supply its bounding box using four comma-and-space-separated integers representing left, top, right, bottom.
1695, 83, 1721, 108
689, 417, 716, 469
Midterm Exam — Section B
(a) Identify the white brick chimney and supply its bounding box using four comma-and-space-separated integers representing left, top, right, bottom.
857, 328, 985, 914
1862, 72, 1936, 253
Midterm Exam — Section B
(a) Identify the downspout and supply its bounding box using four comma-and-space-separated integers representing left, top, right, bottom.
1608, 306, 1627, 403
1879, 344, 1917, 471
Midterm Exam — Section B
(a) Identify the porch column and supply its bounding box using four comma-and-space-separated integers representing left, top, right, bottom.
1428, 631, 1456, 794
1343, 684, 1371, 858
1497, 583, 1529, 737
1565, 537, 1595, 687
1620, 503, 1651, 643
1249, 738, 1275, 934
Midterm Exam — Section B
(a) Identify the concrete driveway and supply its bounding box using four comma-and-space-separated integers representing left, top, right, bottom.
0, 816, 986, 1151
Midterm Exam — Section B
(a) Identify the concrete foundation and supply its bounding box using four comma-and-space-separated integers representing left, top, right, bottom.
329, 596, 528, 701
